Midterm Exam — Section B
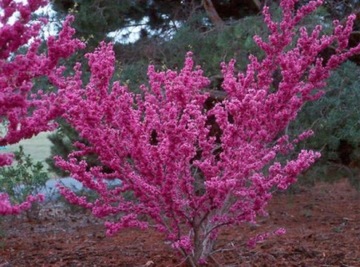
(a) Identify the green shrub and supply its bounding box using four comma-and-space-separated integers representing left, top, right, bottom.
0, 146, 49, 219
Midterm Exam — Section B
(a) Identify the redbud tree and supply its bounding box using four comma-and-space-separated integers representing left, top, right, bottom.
0, 0, 84, 215
55, 0, 360, 265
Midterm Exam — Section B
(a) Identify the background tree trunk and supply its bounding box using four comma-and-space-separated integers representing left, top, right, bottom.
202, 0, 225, 28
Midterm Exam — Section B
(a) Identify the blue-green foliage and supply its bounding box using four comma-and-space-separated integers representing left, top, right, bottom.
291, 61, 360, 188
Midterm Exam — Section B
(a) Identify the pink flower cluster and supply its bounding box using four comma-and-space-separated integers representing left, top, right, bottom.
1, 0, 360, 264
0, 0, 84, 215
54, 0, 360, 264
0, 193, 44, 215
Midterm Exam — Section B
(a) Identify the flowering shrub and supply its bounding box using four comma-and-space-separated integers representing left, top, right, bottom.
53, 0, 360, 265
0, 0, 84, 215
24, 0, 354, 266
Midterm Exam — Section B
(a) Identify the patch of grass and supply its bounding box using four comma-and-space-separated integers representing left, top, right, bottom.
0, 132, 53, 165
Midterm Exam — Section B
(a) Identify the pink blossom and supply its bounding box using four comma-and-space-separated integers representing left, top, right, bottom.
0, 0, 84, 215
0, 193, 44, 215
172, 236, 193, 253
54, 0, 360, 264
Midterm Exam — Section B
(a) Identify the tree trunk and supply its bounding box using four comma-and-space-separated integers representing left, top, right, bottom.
184, 220, 217, 266
202, 0, 225, 28
251, 0, 262, 11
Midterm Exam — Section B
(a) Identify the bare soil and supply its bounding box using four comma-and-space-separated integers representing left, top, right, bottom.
0, 179, 360, 267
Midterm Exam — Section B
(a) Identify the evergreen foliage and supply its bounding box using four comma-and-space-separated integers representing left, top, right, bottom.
51, 0, 261, 41
291, 61, 360, 188
46, 120, 75, 177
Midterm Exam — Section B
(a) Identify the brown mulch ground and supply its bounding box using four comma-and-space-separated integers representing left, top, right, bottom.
0, 179, 360, 267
